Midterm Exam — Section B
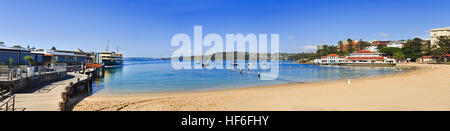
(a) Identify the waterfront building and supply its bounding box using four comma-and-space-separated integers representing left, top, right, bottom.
31, 49, 88, 66
0, 46, 40, 66
430, 27, 450, 47
317, 54, 347, 64
346, 50, 395, 64
417, 54, 450, 63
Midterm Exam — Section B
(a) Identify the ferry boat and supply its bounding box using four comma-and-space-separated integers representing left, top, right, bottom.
100, 46, 124, 67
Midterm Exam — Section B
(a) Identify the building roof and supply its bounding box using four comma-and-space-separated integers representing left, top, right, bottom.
422, 55, 440, 58
431, 27, 450, 32
32, 50, 87, 57
322, 54, 346, 58
0, 46, 31, 52
422, 54, 450, 58
347, 57, 384, 60
327, 54, 338, 56
354, 50, 378, 53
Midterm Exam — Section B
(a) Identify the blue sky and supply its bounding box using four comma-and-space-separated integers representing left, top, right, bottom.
0, 0, 449, 57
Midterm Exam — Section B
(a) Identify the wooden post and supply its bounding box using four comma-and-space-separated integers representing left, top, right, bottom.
61, 92, 67, 101
65, 86, 70, 94
59, 101, 65, 111
12, 96, 15, 111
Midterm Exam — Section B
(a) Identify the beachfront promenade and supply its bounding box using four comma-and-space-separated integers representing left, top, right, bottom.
14, 72, 90, 111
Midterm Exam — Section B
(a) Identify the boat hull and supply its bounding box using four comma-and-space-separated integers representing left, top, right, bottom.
102, 59, 123, 66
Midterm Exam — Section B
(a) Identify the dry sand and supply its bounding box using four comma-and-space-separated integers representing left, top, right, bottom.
73, 64, 450, 111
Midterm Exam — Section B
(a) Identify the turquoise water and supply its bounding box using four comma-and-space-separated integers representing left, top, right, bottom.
92, 59, 407, 94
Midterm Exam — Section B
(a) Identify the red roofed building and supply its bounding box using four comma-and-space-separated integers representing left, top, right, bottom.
346, 50, 396, 64
417, 54, 450, 63
317, 54, 347, 64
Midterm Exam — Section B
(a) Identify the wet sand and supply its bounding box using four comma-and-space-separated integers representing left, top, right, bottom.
73, 64, 450, 111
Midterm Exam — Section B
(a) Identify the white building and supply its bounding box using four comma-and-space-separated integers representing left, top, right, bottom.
387, 41, 403, 48
365, 46, 378, 52
316, 54, 347, 64
431, 27, 450, 47
346, 50, 395, 64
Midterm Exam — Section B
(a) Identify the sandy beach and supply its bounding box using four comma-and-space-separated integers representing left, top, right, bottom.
73, 64, 450, 111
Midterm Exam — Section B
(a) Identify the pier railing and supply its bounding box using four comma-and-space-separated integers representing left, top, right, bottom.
0, 64, 70, 81
0, 94, 15, 111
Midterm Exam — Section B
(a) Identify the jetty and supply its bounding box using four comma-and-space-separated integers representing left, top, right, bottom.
0, 65, 102, 111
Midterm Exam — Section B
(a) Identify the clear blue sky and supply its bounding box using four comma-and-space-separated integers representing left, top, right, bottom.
1, 0, 449, 57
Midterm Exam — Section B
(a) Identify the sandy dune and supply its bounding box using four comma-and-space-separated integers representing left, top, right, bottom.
73, 64, 450, 111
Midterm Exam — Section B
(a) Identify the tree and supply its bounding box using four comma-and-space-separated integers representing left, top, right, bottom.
316, 45, 338, 57
9, 58, 14, 68
393, 52, 406, 61
347, 38, 354, 53
436, 36, 450, 62
402, 38, 423, 61
338, 41, 344, 51
51, 46, 57, 51
377, 44, 387, 50
24, 55, 34, 67
13, 45, 23, 49
358, 40, 371, 50
380, 47, 402, 56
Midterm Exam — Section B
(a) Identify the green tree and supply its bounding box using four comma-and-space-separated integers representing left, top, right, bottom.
393, 52, 406, 61
402, 38, 423, 61
436, 36, 450, 62
337, 51, 348, 56
337, 40, 343, 51
24, 55, 34, 67
358, 40, 371, 50
347, 38, 354, 53
13, 45, 23, 49
377, 44, 387, 50
8, 58, 14, 68
380, 47, 402, 56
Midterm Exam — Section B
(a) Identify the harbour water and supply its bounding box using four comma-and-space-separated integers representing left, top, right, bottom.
92, 59, 409, 94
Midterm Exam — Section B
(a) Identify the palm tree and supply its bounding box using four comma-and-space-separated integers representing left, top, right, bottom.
24, 55, 34, 67
8, 58, 14, 68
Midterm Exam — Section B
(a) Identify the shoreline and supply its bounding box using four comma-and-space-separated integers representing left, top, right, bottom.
74, 63, 450, 111
94, 64, 413, 96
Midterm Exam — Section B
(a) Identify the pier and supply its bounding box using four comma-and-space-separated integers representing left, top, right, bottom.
0, 65, 102, 111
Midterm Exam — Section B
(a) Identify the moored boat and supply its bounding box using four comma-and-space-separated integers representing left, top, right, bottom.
100, 46, 124, 67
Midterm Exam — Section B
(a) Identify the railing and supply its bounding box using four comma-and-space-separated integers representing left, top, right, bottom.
0, 94, 15, 111
0, 64, 70, 81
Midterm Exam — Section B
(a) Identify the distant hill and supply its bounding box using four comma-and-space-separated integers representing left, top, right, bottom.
125, 57, 161, 61
161, 52, 312, 61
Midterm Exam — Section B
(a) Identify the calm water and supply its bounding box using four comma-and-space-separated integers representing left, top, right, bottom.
92, 59, 408, 94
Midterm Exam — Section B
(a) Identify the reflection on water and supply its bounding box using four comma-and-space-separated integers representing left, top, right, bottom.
92, 67, 123, 93
92, 60, 411, 94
